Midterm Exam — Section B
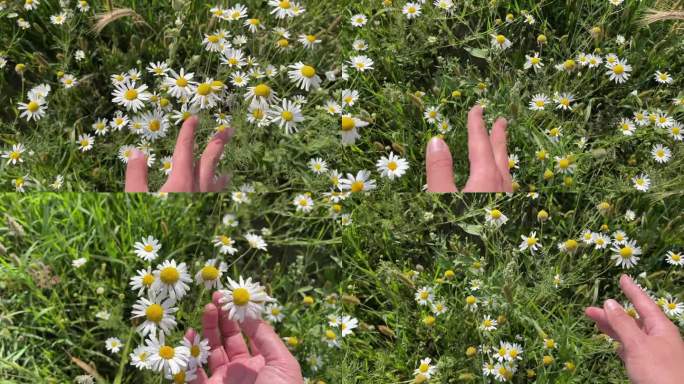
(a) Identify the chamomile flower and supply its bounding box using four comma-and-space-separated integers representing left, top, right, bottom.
485, 209, 508, 226
654, 70, 673, 84
130, 267, 156, 296
348, 55, 374, 72
152, 259, 192, 301
245, 233, 268, 251
480, 315, 498, 331
524, 53, 544, 71
519, 231, 541, 253
105, 337, 123, 354
213, 235, 238, 255
414, 357, 437, 379
293, 194, 315, 212
592, 233, 611, 250
288, 62, 321, 91
112, 81, 151, 112
665, 251, 684, 266
130, 345, 152, 370
432, 302, 448, 316
18, 98, 47, 121
269, 99, 304, 134
651, 144, 671, 163
141, 110, 170, 141
491, 34, 512, 50
245, 83, 278, 104
147, 61, 170, 77
159, 156, 173, 175
191, 80, 221, 110
183, 333, 210, 369
618, 118, 636, 136
165, 69, 197, 100
376, 152, 409, 180
341, 89, 359, 107
2, 144, 25, 165
265, 303, 285, 323
605, 58, 632, 83
611, 240, 642, 268
554, 155, 576, 174
632, 173, 651, 192
339, 315, 358, 337
669, 124, 682, 141
340, 115, 368, 145
269, 0, 295, 19
78, 134, 94, 152
194, 259, 227, 289
308, 158, 328, 174
554, 93, 575, 111
134, 236, 161, 261
339, 170, 376, 193
145, 334, 190, 375
661, 296, 684, 317
415, 286, 434, 306
350, 14, 368, 27
402, 2, 422, 19
131, 295, 178, 336
529, 94, 550, 111
219, 276, 274, 322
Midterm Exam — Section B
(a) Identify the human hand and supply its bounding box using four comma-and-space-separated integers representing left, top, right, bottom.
426, 105, 513, 193
125, 116, 234, 193
585, 274, 684, 384
186, 291, 303, 384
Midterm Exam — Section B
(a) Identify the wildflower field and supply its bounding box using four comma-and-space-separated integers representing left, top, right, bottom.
1, 0, 683, 192
1, 192, 683, 383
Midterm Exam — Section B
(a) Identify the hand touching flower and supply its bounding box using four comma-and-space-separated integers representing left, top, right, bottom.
186, 291, 303, 384
426, 105, 513, 193
125, 116, 234, 193
585, 274, 684, 384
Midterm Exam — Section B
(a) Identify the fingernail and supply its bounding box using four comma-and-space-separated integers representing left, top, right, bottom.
131, 149, 144, 160
214, 127, 234, 141
605, 299, 620, 311
428, 136, 448, 152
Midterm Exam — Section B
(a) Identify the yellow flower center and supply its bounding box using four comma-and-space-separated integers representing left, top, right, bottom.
159, 345, 175, 360
325, 330, 336, 340
419, 363, 429, 372
142, 273, 154, 286
233, 287, 251, 306
351, 181, 364, 193
419, 291, 429, 300
197, 83, 212, 96
527, 238, 537, 246
27, 101, 40, 112
143, 244, 154, 252
146, 303, 164, 323
300, 65, 316, 78
254, 84, 271, 97
620, 247, 633, 258
565, 239, 578, 251
201, 266, 219, 281
466, 296, 476, 305
159, 267, 180, 284
9, 152, 20, 160
387, 161, 398, 171
176, 77, 188, 87
341, 117, 355, 131
282, 111, 294, 121
124, 89, 138, 101
191, 345, 200, 357
613, 64, 624, 75
149, 120, 161, 132
559, 159, 570, 169
306, 35, 317, 42
531, 57, 540, 65
173, 371, 186, 384
490, 209, 502, 219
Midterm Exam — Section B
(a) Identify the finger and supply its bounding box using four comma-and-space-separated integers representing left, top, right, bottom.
185, 328, 197, 343
585, 307, 620, 340
466, 105, 498, 176
199, 129, 234, 192
124, 150, 149, 192
619, 274, 675, 335
168, 115, 198, 188
202, 303, 223, 351
426, 137, 457, 192
240, 319, 301, 371
208, 346, 229, 374
603, 299, 643, 350
489, 118, 513, 192
211, 291, 250, 361
190, 367, 209, 384
209, 174, 231, 193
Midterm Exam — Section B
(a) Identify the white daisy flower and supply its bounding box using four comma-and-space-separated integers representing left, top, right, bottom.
152, 259, 192, 301
134, 235, 161, 261
131, 295, 178, 336
218, 276, 274, 322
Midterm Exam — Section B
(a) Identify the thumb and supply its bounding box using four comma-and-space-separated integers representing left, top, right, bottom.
426, 137, 457, 192
603, 299, 643, 352
125, 150, 149, 192
240, 319, 300, 371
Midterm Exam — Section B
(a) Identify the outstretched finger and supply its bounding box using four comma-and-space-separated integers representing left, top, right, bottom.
602, 299, 643, 350
211, 291, 250, 361
240, 319, 300, 371
585, 307, 620, 340
466, 105, 498, 176
619, 274, 675, 335
124, 150, 149, 192
426, 137, 457, 192
209, 174, 231, 193
199, 129, 234, 192
202, 303, 223, 351
489, 117, 513, 192
167, 116, 198, 189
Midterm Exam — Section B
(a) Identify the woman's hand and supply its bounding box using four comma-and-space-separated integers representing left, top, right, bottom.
426, 105, 513, 193
585, 274, 684, 384
186, 291, 303, 384
125, 116, 233, 193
